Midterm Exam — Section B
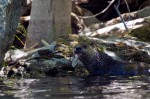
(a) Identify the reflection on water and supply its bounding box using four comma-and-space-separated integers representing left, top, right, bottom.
0, 76, 150, 99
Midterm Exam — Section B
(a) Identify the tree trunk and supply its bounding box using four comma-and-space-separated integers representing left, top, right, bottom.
25, 0, 72, 49
0, 0, 26, 68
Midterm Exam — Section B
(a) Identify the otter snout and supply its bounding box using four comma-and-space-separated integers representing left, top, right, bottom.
76, 46, 82, 51
74, 46, 82, 54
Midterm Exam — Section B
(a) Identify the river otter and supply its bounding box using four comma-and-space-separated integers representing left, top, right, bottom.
74, 43, 150, 76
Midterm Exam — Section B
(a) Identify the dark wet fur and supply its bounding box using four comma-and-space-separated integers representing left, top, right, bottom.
74, 45, 150, 76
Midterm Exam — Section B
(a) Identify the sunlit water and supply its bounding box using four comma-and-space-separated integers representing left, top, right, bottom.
0, 76, 150, 99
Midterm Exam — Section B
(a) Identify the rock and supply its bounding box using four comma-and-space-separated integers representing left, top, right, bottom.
136, 6, 150, 18
0, 0, 26, 68
26, 58, 72, 77
5, 49, 27, 62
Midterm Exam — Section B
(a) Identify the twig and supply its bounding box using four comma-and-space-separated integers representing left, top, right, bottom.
114, 0, 129, 32
80, 0, 116, 19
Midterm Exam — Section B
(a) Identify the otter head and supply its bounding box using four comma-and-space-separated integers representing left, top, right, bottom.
74, 42, 101, 74
74, 43, 96, 60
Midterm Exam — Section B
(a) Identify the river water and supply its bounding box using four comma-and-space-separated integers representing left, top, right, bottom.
0, 76, 150, 99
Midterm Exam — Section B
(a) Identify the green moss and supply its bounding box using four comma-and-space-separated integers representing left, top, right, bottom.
57, 35, 106, 57
129, 25, 150, 42
25, 70, 45, 78
4, 90, 14, 96
57, 35, 94, 57
78, 36, 93, 45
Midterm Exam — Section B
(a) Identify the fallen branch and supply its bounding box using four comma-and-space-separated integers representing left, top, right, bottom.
80, 16, 150, 37
106, 7, 150, 26
5, 41, 57, 61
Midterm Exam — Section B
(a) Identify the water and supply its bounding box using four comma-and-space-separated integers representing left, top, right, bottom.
0, 76, 150, 99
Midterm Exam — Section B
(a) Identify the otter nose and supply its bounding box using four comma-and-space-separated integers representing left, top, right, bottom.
76, 47, 82, 51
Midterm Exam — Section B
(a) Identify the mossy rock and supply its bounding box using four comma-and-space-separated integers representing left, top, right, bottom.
57, 34, 97, 56
129, 25, 150, 42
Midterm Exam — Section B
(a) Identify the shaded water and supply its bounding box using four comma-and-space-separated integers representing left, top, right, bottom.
0, 76, 150, 99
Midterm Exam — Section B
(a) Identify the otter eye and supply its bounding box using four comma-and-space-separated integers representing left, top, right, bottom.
82, 45, 87, 48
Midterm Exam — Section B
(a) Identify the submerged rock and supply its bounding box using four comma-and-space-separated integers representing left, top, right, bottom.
27, 58, 72, 77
